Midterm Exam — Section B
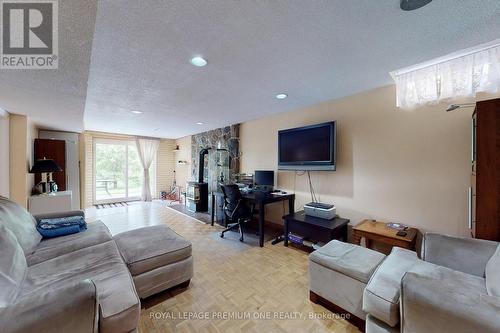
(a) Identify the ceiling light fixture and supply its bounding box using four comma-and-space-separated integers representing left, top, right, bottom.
196, 122, 204, 125
276, 93, 288, 100
131, 110, 142, 114
400, 0, 432, 11
190, 56, 207, 67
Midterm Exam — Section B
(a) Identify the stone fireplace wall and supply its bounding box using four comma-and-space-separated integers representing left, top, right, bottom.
191, 124, 240, 192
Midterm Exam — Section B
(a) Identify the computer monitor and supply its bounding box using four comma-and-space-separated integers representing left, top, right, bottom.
255, 170, 274, 188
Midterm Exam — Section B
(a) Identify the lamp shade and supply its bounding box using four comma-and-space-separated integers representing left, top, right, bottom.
29, 159, 62, 173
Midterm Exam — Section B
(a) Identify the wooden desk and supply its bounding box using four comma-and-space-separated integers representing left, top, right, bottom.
243, 192, 295, 247
353, 219, 417, 250
212, 191, 295, 247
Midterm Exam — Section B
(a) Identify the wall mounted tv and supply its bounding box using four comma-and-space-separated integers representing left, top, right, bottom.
278, 121, 336, 171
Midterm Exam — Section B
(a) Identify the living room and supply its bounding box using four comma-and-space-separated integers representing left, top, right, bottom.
1, 1, 499, 333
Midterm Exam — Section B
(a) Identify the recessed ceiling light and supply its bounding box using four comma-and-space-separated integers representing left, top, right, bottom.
131, 110, 142, 114
196, 122, 204, 125
190, 56, 207, 67
276, 93, 288, 100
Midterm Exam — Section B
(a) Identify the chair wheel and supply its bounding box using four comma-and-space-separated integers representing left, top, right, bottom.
220, 233, 224, 238
239, 237, 244, 242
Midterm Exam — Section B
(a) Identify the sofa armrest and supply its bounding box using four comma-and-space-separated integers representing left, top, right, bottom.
0, 280, 98, 333
421, 233, 498, 277
401, 271, 500, 333
33, 210, 85, 223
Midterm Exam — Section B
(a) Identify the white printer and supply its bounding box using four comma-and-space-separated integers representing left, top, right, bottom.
304, 202, 336, 220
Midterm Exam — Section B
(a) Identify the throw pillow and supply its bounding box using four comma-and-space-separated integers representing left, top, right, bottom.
485, 244, 500, 297
0, 196, 42, 255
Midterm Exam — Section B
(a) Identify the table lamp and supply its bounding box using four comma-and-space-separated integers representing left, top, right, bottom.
29, 158, 62, 194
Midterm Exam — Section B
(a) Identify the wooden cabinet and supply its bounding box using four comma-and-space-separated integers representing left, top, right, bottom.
34, 138, 66, 191
471, 98, 500, 241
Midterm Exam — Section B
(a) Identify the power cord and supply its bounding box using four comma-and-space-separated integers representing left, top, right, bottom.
307, 171, 318, 203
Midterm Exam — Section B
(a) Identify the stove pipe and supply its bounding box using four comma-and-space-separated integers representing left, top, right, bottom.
198, 148, 209, 183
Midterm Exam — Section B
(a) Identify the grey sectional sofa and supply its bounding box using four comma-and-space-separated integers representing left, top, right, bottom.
0, 196, 193, 333
309, 234, 500, 333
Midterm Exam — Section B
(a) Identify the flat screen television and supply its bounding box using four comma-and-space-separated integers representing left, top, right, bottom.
278, 121, 336, 171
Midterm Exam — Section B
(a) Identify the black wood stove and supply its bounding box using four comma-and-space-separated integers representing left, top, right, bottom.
186, 149, 209, 212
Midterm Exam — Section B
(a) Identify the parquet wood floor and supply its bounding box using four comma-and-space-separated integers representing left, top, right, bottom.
86, 202, 360, 333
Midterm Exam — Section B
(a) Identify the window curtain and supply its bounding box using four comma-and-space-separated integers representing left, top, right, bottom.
135, 138, 160, 202
391, 43, 500, 109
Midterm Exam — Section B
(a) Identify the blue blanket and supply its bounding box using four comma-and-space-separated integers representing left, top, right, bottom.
37, 215, 87, 239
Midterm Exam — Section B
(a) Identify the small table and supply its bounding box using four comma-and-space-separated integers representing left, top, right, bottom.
353, 219, 418, 250
96, 179, 118, 196
283, 211, 349, 247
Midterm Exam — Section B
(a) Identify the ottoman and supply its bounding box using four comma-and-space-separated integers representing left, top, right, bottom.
114, 225, 193, 298
309, 240, 386, 330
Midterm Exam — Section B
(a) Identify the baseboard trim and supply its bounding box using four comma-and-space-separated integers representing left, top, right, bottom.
309, 290, 365, 332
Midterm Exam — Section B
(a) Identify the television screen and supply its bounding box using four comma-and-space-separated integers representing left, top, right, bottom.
278, 121, 336, 171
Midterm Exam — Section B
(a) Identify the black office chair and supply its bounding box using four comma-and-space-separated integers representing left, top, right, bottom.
220, 184, 254, 242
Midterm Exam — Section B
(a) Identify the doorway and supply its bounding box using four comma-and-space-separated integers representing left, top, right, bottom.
93, 138, 155, 204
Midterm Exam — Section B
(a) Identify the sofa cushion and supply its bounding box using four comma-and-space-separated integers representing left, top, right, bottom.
422, 233, 498, 277
26, 221, 112, 266
485, 245, 500, 297
0, 224, 27, 306
21, 240, 140, 333
309, 240, 385, 283
0, 196, 41, 255
114, 225, 192, 276
363, 247, 419, 327
401, 263, 492, 333
407, 259, 487, 292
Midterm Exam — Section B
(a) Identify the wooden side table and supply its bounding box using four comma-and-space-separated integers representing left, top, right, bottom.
353, 219, 417, 250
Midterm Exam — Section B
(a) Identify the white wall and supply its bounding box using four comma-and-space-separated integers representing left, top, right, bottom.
174, 136, 192, 189
0, 109, 9, 197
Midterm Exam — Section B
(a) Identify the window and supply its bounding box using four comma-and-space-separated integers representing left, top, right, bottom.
391, 40, 500, 109
93, 138, 156, 204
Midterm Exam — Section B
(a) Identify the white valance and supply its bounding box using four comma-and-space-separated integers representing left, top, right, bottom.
391, 41, 500, 109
